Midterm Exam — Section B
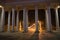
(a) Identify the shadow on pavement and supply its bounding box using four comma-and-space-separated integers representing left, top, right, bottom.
29, 31, 39, 40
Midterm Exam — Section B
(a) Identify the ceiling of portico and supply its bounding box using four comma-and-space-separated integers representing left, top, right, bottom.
0, 0, 59, 11
4, 2, 59, 11
4, 0, 58, 3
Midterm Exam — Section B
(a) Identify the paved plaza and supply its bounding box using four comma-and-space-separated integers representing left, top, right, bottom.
0, 30, 60, 40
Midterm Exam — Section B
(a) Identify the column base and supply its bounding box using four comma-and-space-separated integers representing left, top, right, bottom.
46, 30, 52, 33
11, 30, 15, 32
0, 30, 5, 32
56, 29, 60, 32
35, 31, 39, 33
7, 30, 10, 32
7, 31, 10, 32
16, 30, 19, 32
0, 30, 4, 32
1, 29, 4, 32
0, 27, 4, 32
23, 30, 28, 33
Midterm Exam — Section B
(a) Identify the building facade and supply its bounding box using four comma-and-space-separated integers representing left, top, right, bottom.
0, 0, 60, 32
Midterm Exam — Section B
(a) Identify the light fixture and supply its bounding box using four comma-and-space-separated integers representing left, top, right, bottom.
0, 5, 3, 8
57, 6, 60, 8
56, 6, 60, 9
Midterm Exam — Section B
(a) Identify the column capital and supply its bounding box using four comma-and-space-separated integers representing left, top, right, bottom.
46, 6, 51, 10
4, 7, 10, 11
16, 7, 20, 11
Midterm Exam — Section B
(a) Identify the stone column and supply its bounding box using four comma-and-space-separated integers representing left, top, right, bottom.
12, 8, 15, 32
8, 11, 11, 32
55, 8, 59, 31
26, 9, 28, 32
23, 8, 28, 32
35, 6, 39, 32
45, 7, 52, 32
16, 11, 19, 32
0, 7, 5, 32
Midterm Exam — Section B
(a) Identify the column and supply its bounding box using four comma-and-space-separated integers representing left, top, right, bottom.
26, 9, 28, 32
23, 8, 28, 32
16, 11, 19, 32
8, 11, 11, 32
35, 6, 39, 32
12, 8, 15, 32
0, 7, 5, 32
45, 7, 52, 32
55, 8, 59, 31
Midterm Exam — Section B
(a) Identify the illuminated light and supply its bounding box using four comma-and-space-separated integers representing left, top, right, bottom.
19, 21, 22, 32
28, 23, 36, 32
38, 21, 43, 33
0, 5, 3, 8
57, 6, 60, 8
28, 28, 35, 31
28, 23, 35, 28
19, 21, 43, 32
56, 6, 60, 10
28, 21, 43, 33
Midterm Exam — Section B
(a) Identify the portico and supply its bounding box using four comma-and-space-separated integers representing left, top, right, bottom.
0, 1, 60, 32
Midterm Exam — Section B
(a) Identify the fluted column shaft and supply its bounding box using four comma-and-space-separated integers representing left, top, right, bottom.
16, 11, 19, 32
45, 7, 52, 32
55, 8, 59, 31
0, 7, 5, 32
23, 8, 28, 32
8, 11, 11, 32
35, 6, 39, 32
12, 8, 15, 32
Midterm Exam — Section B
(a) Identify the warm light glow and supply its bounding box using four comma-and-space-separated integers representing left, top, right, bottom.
56, 6, 60, 10
19, 21, 22, 32
57, 6, 60, 8
0, 5, 3, 8
38, 21, 43, 33
28, 23, 36, 32
28, 21, 43, 33
19, 21, 43, 32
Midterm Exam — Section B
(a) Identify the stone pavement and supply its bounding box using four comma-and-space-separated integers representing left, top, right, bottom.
0, 31, 60, 40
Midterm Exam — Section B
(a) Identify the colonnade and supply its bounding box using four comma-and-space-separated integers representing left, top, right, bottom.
0, 6, 60, 32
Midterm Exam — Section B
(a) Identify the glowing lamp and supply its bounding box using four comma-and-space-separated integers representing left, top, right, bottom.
0, 5, 3, 8
56, 6, 60, 9
57, 6, 60, 8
